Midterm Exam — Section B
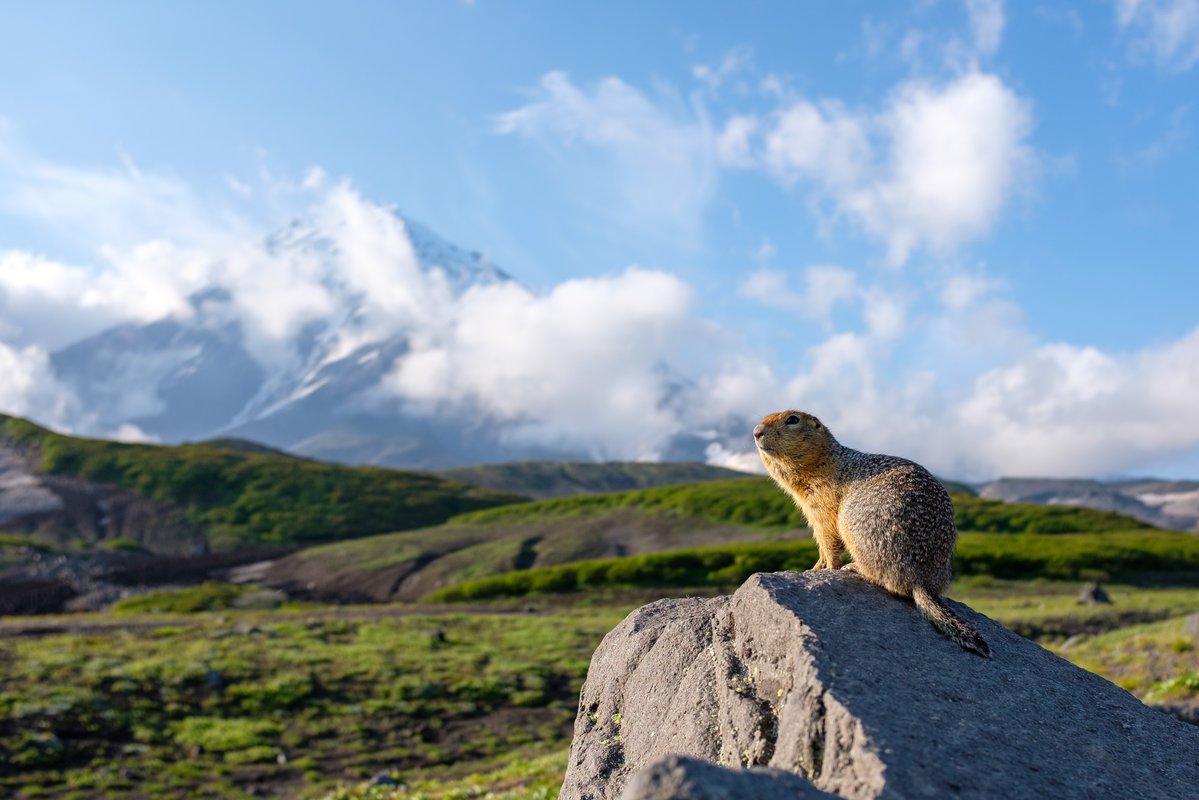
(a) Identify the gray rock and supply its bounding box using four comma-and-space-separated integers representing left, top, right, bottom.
560, 570, 1199, 800
619, 755, 836, 800
1078, 582, 1112, 605
368, 771, 400, 787
1185, 612, 1199, 640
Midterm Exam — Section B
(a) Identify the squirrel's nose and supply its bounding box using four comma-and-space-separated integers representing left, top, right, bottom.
753, 424, 765, 440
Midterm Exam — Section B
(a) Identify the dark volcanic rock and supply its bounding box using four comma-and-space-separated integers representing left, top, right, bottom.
0, 578, 77, 615
560, 570, 1199, 800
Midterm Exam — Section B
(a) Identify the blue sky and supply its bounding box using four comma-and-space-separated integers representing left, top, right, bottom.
1, 1, 1198, 478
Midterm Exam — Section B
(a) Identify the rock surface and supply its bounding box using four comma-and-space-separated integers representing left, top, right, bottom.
560, 570, 1199, 800
619, 755, 837, 800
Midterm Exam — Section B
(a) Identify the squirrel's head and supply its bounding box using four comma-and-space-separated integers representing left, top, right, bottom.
753, 410, 835, 473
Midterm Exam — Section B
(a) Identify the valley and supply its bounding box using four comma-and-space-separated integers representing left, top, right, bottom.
1, 417, 1197, 799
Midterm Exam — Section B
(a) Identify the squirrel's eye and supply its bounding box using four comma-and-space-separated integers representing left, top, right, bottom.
784, 415, 800, 425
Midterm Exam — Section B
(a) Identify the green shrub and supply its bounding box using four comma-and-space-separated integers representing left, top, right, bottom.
222, 745, 279, 765
8, 731, 65, 767
111, 582, 247, 614
428, 531, 1199, 602
173, 717, 281, 752
450, 677, 512, 704
228, 672, 315, 714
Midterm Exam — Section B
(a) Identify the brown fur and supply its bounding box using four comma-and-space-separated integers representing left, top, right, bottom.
754, 410, 990, 657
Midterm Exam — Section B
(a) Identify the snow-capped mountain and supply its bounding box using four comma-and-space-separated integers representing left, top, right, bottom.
45, 212, 583, 468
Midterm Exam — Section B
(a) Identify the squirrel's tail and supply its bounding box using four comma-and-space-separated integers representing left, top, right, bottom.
912, 586, 991, 658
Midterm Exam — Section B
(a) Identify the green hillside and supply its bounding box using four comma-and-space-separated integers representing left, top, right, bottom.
429, 530, 1199, 602
436, 459, 751, 499
269, 476, 1157, 603
0, 415, 523, 551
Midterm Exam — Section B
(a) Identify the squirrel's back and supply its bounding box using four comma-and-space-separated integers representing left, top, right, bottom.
835, 448, 957, 596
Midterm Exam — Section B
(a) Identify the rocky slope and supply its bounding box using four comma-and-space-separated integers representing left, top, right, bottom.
979, 477, 1199, 532
562, 570, 1199, 800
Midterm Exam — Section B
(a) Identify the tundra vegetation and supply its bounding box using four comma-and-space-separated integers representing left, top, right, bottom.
0, 421, 1195, 799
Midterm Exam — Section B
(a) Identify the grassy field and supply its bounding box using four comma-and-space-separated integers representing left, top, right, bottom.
0, 600, 626, 799
448, 477, 1148, 533
2, 577, 1196, 800
423, 530, 1199, 602
268, 477, 1156, 604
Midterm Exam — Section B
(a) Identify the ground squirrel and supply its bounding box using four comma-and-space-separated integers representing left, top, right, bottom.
754, 410, 990, 657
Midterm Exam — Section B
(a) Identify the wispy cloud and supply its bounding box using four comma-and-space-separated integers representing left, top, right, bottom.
691, 46, 755, 92
0, 120, 241, 251
1118, 104, 1191, 172
739, 265, 858, 320
965, 0, 1006, 59
495, 71, 718, 244
1117, 0, 1199, 72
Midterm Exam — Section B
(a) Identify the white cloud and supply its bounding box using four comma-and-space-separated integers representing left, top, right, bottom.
845, 73, 1034, 265
861, 287, 907, 340
0, 248, 205, 350
496, 72, 718, 241
385, 267, 715, 459
955, 330, 1199, 475
717, 115, 759, 167
704, 441, 765, 473
762, 100, 872, 189
939, 272, 1004, 310
740, 265, 858, 320
109, 423, 160, 443
965, 0, 1006, 58
742, 72, 1034, 265
1118, 0, 1199, 72
0, 342, 75, 427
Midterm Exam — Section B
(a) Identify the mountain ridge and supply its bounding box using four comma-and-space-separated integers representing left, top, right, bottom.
44, 211, 545, 468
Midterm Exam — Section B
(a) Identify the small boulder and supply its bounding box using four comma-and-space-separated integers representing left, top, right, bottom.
1078, 582, 1112, 605
368, 771, 400, 787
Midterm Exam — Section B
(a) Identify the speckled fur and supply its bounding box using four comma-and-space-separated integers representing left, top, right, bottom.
754, 410, 990, 658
